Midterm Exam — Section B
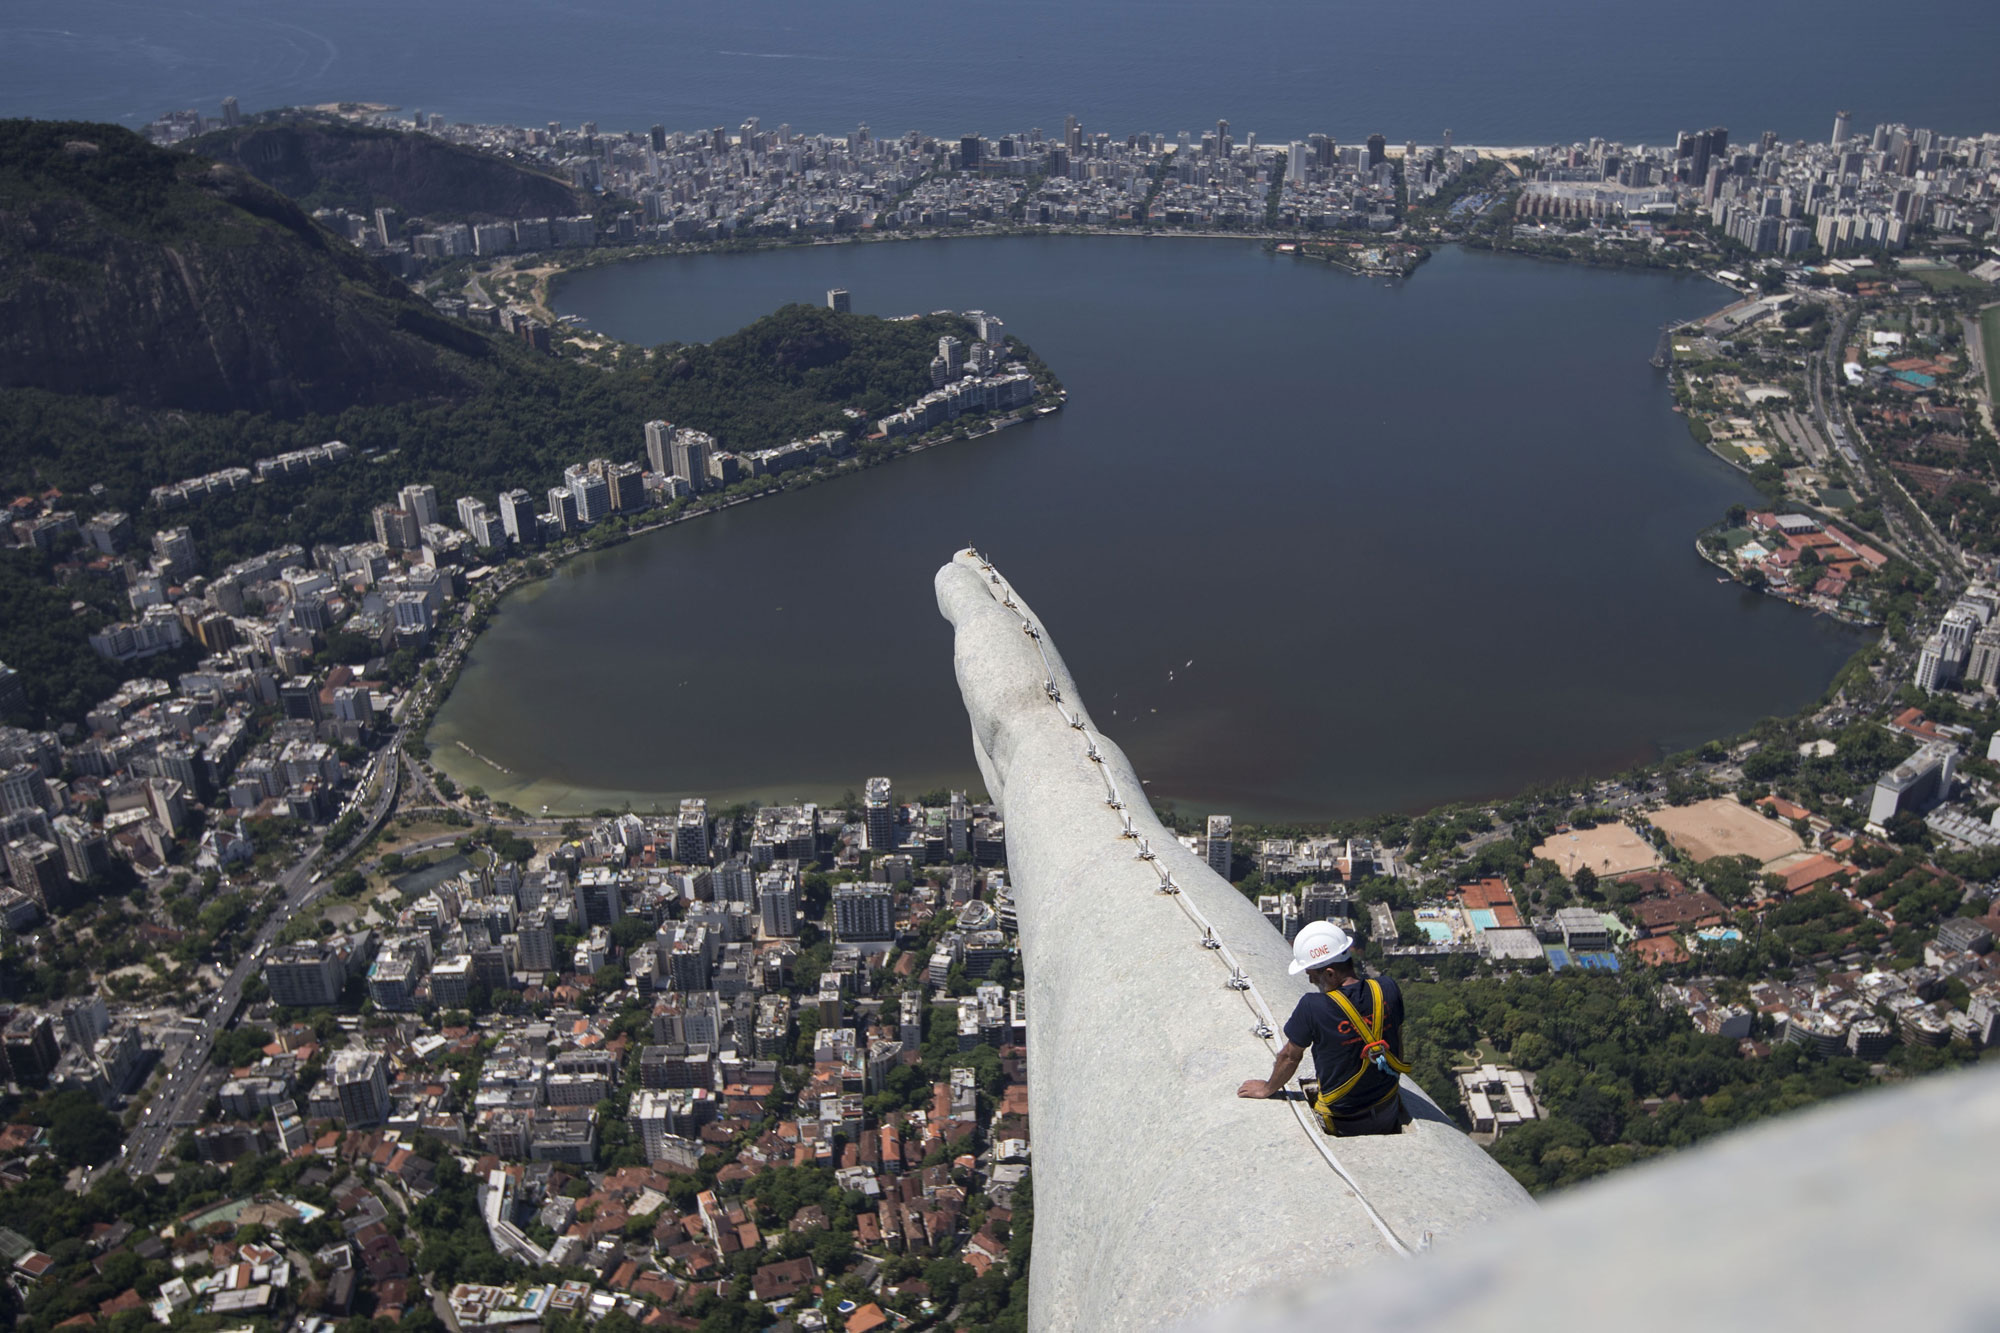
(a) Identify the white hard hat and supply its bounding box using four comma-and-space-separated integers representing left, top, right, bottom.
1289, 920, 1354, 974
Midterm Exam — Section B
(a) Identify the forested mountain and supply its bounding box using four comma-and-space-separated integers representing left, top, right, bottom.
187, 116, 590, 222
0, 113, 971, 549
0, 302, 974, 727
0, 120, 491, 416
2, 302, 970, 566
0, 120, 988, 726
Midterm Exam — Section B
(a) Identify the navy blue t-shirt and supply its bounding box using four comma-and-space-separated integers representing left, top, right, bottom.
1283, 974, 1405, 1115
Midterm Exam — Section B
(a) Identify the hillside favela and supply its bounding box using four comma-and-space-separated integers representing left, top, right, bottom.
3, 4, 2000, 1331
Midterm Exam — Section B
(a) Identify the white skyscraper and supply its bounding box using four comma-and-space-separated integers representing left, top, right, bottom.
644, 419, 673, 476
398, 484, 440, 528
1915, 634, 1955, 692
760, 879, 798, 938
671, 429, 713, 492
564, 464, 610, 525
498, 490, 534, 543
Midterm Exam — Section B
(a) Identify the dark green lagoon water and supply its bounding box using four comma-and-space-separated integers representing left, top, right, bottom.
429, 238, 1866, 821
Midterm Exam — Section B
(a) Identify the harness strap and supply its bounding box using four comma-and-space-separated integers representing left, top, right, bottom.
1312, 980, 1411, 1127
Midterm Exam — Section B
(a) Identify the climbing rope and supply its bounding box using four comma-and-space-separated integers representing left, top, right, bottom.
962, 550, 1419, 1259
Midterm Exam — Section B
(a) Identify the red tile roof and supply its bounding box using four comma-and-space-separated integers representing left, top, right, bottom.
1780, 854, 1848, 895
847, 1304, 890, 1333
1757, 795, 1812, 823
1890, 708, 1946, 742
1629, 936, 1691, 967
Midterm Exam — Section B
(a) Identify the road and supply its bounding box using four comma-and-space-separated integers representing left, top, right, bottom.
117, 740, 407, 1179
1806, 301, 1963, 576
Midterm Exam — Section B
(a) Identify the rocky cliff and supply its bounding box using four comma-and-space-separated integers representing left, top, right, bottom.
189, 117, 589, 222
0, 120, 492, 416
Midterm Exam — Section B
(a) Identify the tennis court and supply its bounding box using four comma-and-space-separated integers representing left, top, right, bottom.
1543, 946, 1620, 972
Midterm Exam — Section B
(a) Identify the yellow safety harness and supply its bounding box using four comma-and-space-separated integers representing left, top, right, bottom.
1312, 979, 1411, 1132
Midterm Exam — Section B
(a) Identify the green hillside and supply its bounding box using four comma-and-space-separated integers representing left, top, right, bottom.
0, 122, 1002, 726
0, 119, 492, 415
2, 302, 971, 565
187, 115, 590, 222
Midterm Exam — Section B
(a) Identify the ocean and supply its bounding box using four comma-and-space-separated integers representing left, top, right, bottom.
3, 0, 1996, 146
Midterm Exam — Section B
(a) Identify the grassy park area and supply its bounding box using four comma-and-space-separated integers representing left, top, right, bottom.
1982, 304, 2000, 411
1907, 264, 1989, 293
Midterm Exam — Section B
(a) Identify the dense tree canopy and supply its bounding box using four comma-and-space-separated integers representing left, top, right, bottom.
2, 304, 979, 567
1400, 973, 1899, 1194
0, 302, 1013, 727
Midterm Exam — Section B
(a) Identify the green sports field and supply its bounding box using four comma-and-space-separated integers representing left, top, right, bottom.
1983, 304, 2000, 412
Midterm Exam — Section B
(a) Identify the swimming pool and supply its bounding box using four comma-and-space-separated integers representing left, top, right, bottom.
1467, 909, 1499, 930
1419, 921, 1454, 943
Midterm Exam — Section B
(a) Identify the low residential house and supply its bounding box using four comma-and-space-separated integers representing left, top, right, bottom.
751, 1256, 817, 1303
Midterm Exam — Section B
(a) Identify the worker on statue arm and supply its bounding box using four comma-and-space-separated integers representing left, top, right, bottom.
1237, 920, 1413, 1137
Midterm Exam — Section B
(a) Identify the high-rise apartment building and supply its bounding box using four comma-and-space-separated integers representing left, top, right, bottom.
652, 990, 722, 1046
264, 941, 347, 1008
4, 836, 67, 910
517, 908, 555, 974
760, 878, 798, 938
604, 461, 646, 512
949, 791, 970, 858
644, 419, 674, 477
827, 288, 851, 313
331, 1049, 390, 1127
546, 487, 578, 534
833, 883, 895, 942
52, 815, 109, 883
398, 484, 439, 528
1206, 815, 1234, 881
3, 1012, 59, 1087
664, 929, 712, 991
864, 777, 894, 851
373, 505, 420, 550
498, 489, 535, 543
0, 764, 48, 817
671, 429, 713, 493
564, 464, 611, 525
577, 870, 622, 929
153, 526, 197, 578
676, 799, 709, 864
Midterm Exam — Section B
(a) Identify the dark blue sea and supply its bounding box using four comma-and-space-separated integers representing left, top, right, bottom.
3, 0, 1995, 145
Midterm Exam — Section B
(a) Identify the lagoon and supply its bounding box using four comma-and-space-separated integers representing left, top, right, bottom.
429, 238, 1867, 822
